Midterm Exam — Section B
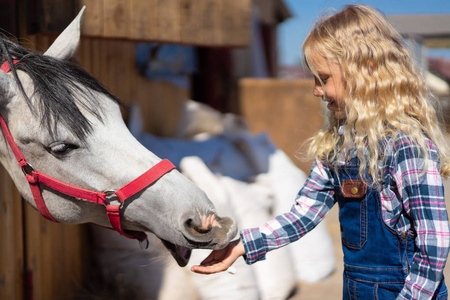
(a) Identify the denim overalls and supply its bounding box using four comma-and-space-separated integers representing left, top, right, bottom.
334, 162, 448, 299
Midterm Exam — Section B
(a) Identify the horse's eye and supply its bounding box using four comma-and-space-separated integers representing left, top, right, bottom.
49, 143, 78, 155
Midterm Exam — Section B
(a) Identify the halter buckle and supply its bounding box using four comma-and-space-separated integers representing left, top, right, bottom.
21, 162, 35, 176
104, 189, 126, 209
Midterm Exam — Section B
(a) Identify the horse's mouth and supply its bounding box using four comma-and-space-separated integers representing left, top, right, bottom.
161, 240, 192, 267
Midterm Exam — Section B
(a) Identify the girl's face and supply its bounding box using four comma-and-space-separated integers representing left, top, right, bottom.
311, 54, 346, 119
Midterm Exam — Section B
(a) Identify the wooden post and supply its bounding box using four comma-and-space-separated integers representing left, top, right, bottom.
0, 167, 24, 300
239, 78, 323, 174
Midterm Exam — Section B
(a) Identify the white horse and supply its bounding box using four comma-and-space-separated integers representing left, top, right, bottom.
0, 7, 237, 267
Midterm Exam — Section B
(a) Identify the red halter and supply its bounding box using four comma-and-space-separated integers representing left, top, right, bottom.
0, 60, 176, 244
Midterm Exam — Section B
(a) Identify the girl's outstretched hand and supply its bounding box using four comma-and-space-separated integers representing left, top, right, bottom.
190, 238, 245, 274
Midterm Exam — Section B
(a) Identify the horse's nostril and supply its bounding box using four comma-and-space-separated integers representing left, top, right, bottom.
185, 217, 212, 235
196, 226, 211, 234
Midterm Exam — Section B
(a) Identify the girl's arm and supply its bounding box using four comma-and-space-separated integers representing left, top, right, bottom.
393, 136, 450, 300
192, 159, 336, 274
240, 159, 336, 264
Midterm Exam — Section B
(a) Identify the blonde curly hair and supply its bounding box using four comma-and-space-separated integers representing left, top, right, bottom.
302, 5, 450, 183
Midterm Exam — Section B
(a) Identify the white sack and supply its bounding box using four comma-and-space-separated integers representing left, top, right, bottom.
181, 156, 260, 300
263, 149, 336, 283
181, 156, 296, 300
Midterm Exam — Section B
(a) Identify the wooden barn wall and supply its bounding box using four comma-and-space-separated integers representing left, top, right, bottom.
0, 167, 24, 300
0, 174, 89, 300
34, 0, 251, 48
239, 78, 323, 174
75, 37, 189, 137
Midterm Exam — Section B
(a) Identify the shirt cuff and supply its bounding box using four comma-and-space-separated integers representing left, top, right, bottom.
240, 228, 268, 265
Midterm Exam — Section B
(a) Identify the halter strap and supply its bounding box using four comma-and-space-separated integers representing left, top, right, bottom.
1, 60, 19, 73
0, 60, 176, 243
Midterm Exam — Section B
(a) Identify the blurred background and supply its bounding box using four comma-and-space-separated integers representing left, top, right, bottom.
279, 0, 450, 127
279, 0, 450, 66
1, 1, 450, 299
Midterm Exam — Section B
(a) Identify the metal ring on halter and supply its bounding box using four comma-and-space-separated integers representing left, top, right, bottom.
139, 238, 150, 250
104, 189, 117, 198
21, 162, 35, 176
104, 189, 125, 208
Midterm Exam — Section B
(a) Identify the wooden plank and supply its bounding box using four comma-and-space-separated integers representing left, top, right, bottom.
34, 0, 251, 46
180, 0, 218, 45
0, 166, 24, 300
62, 224, 89, 290
78, 0, 251, 47
34, 0, 77, 33
129, 0, 158, 41
12, 186, 24, 299
0, 168, 13, 300
79, 0, 104, 36
24, 205, 44, 300
103, 0, 129, 38
239, 79, 323, 174
155, 0, 180, 42
24, 209, 89, 300
92, 38, 103, 79
77, 36, 93, 71
221, 0, 252, 47
111, 40, 135, 102
78, 37, 133, 119
129, 71, 188, 136
40, 216, 53, 300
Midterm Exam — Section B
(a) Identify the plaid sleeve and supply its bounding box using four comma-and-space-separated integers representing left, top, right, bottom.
393, 135, 450, 300
240, 159, 336, 264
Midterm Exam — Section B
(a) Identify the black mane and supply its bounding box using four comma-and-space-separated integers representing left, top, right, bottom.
0, 36, 121, 141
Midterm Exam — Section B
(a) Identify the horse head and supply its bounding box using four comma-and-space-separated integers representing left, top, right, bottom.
0, 7, 237, 267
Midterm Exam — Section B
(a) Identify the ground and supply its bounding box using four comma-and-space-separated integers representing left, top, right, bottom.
289, 178, 450, 300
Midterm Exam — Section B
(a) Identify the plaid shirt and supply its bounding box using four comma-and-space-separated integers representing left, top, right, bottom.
241, 132, 450, 300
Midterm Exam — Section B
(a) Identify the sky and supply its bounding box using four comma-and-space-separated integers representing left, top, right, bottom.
278, 0, 450, 65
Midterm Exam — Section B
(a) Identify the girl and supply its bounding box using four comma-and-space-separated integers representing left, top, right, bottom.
191, 5, 450, 300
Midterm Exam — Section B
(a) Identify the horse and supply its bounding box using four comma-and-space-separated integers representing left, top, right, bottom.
0, 7, 237, 267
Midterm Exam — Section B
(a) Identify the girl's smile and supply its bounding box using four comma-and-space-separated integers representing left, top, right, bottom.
324, 97, 337, 111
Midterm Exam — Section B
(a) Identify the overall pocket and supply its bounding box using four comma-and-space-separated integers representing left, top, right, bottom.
339, 179, 368, 249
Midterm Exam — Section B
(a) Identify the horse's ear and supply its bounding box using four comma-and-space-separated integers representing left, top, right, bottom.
44, 6, 86, 60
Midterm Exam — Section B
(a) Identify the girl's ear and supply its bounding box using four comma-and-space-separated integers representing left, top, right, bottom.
44, 6, 86, 60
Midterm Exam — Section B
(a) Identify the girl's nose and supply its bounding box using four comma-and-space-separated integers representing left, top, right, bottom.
313, 85, 324, 97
